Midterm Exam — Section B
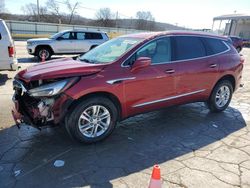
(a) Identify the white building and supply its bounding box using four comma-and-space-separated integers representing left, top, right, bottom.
212, 14, 250, 39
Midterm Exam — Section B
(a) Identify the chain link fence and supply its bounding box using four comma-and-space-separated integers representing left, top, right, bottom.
5, 20, 148, 40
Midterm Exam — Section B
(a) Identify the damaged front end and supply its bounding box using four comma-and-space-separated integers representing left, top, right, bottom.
12, 77, 78, 129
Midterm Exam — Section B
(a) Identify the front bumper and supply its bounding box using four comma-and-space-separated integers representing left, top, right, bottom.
11, 99, 22, 127
12, 93, 36, 128
12, 81, 74, 128
26, 45, 35, 55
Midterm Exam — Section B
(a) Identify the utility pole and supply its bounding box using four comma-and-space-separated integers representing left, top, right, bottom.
0, 0, 5, 13
37, 0, 40, 22
115, 11, 118, 28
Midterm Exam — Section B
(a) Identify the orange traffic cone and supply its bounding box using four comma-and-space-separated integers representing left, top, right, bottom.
41, 52, 46, 62
148, 165, 162, 188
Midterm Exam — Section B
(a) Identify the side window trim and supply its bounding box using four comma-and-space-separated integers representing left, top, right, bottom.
121, 35, 231, 68
171, 40, 230, 63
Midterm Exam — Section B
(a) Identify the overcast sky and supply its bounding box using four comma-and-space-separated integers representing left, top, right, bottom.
4, 0, 250, 29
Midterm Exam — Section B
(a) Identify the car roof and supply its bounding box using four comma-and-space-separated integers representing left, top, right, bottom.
229, 36, 241, 39
62, 29, 106, 33
122, 31, 229, 41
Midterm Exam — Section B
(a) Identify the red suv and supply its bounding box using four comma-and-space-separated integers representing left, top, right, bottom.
12, 31, 244, 143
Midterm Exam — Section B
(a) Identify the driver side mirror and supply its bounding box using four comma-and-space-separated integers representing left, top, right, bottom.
131, 57, 151, 72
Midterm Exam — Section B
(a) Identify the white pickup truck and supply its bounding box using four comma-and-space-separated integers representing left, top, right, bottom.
0, 19, 18, 70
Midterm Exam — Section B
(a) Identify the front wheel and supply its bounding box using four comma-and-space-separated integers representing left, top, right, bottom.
65, 97, 118, 143
36, 47, 52, 61
207, 80, 233, 112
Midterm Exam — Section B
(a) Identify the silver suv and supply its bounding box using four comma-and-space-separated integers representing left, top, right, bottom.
27, 29, 109, 60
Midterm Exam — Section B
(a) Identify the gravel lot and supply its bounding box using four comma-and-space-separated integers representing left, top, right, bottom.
0, 42, 250, 188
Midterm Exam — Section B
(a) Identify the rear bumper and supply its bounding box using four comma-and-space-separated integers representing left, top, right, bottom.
0, 58, 18, 71
11, 59, 19, 70
235, 64, 244, 91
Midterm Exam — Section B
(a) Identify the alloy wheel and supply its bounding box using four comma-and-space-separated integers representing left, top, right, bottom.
39, 49, 49, 59
215, 85, 231, 108
78, 105, 111, 138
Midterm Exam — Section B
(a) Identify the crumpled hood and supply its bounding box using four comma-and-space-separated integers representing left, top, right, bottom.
17, 58, 107, 82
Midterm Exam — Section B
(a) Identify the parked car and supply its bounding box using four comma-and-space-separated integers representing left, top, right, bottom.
0, 19, 18, 71
229, 36, 244, 52
243, 38, 250, 47
12, 31, 244, 143
26, 29, 109, 61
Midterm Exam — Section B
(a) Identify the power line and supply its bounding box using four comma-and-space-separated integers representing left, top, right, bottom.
52, 0, 133, 19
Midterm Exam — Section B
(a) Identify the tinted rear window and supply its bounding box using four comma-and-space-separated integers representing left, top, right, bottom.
173, 36, 206, 61
85, 32, 103, 40
203, 38, 228, 55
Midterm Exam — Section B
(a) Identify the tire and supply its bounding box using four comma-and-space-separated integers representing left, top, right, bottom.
36, 47, 52, 61
65, 97, 118, 143
207, 80, 233, 113
236, 47, 242, 53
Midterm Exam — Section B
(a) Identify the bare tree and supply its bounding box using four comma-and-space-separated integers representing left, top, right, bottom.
136, 11, 155, 30
22, 3, 47, 22
95, 8, 114, 27
46, 0, 61, 23
0, 0, 5, 13
65, 0, 80, 24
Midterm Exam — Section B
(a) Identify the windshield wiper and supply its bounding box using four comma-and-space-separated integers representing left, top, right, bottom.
80, 58, 96, 64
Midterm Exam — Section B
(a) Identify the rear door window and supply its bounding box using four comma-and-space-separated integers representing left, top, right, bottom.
85, 32, 103, 40
172, 36, 206, 61
203, 38, 229, 55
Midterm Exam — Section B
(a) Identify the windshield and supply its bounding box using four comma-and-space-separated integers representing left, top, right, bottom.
78, 37, 143, 64
50, 31, 65, 39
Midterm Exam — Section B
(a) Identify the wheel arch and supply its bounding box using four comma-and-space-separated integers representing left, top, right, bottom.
212, 74, 236, 94
68, 91, 122, 121
35, 45, 54, 55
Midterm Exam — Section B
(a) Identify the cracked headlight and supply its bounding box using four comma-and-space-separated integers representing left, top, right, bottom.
28, 78, 78, 97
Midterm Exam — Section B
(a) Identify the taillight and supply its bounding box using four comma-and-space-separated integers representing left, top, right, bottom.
8, 46, 14, 57
240, 54, 245, 64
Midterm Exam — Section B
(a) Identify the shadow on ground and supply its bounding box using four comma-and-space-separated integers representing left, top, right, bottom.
0, 74, 11, 86
0, 103, 247, 188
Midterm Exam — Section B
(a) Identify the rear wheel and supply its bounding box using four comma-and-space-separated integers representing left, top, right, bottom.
207, 80, 233, 112
65, 97, 118, 143
236, 46, 242, 53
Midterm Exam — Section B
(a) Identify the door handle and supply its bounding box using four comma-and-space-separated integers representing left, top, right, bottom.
165, 69, 175, 74
209, 64, 217, 68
